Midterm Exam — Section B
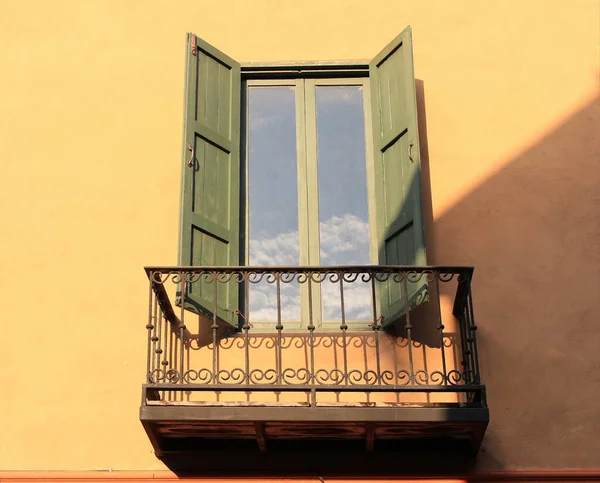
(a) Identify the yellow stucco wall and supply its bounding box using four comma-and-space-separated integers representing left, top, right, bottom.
0, 0, 598, 471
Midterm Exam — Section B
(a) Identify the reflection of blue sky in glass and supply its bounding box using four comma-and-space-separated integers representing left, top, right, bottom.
248, 87, 299, 251
316, 86, 371, 321
248, 86, 300, 321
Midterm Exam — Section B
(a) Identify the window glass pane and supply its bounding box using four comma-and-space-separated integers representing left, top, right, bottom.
316, 85, 371, 322
248, 86, 300, 321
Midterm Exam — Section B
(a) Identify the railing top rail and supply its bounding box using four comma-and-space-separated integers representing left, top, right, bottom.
144, 265, 474, 277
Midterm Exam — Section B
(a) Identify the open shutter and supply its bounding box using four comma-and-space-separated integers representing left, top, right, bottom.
178, 33, 241, 329
369, 26, 427, 327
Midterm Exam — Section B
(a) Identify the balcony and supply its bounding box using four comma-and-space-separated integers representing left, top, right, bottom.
140, 265, 488, 471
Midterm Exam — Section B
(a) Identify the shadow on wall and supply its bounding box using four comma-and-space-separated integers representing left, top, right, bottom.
417, 83, 599, 469
415, 79, 435, 263
380, 79, 461, 349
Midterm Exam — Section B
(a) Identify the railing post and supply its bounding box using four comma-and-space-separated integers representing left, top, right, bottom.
403, 274, 415, 384
339, 276, 348, 385
371, 274, 382, 385
434, 271, 448, 385
157, 310, 166, 400
146, 273, 155, 383
276, 274, 283, 385
151, 294, 159, 379
456, 278, 472, 385
466, 272, 481, 384
307, 271, 316, 406
178, 271, 187, 385
161, 300, 169, 396
212, 271, 218, 384
153, 304, 163, 381
243, 276, 251, 385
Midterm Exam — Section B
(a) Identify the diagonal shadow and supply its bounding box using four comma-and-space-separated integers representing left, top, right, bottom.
424, 92, 600, 470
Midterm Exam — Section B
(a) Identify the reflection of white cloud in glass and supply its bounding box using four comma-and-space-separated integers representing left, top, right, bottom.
250, 213, 368, 268
315, 85, 363, 104
250, 281, 301, 321
250, 231, 300, 266
250, 112, 288, 130
320, 213, 370, 265
321, 279, 372, 321
319, 213, 372, 320
249, 213, 372, 323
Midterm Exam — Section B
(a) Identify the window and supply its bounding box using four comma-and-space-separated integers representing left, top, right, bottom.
177, 27, 426, 331
245, 78, 372, 330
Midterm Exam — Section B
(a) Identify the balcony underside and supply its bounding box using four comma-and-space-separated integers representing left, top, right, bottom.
141, 399, 489, 471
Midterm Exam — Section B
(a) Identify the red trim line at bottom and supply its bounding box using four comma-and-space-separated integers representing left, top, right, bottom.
0, 470, 599, 482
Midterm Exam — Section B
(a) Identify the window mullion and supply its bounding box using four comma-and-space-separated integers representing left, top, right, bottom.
362, 77, 378, 265
241, 80, 249, 268
295, 79, 312, 328
304, 79, 323, 329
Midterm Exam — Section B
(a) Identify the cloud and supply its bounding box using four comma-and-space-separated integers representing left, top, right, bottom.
250, 230, 300, 266
249, 86, 295, 131
250, 281, 301, 321
321, 279, 372, 321
319, 213, 370, 264
250, 112, 290, 130
249, 213, 372, 323
316, 85, 364, 105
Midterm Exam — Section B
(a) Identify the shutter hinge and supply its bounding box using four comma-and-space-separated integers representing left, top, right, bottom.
191, 35, 197, 56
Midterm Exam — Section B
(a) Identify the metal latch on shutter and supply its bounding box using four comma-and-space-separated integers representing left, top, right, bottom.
191, 35, 197, 56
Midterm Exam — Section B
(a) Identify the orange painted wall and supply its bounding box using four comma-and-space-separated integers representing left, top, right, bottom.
0, 0, 598, 472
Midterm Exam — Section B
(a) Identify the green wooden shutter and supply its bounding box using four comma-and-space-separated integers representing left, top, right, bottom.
178, 33, 241, 329
369, 26, 427, 327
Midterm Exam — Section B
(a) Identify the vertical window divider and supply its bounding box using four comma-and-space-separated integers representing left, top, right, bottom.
241, 79, 249, 269
240, 79, 249, 326
304, 79, 323, 329
362, 77, 378, 266
295, 79, 312, 329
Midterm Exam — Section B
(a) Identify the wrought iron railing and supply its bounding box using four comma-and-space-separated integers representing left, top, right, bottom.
142, 266, 485, 407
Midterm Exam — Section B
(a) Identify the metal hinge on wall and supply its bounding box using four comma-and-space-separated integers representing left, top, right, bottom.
191, 34, 197, 56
